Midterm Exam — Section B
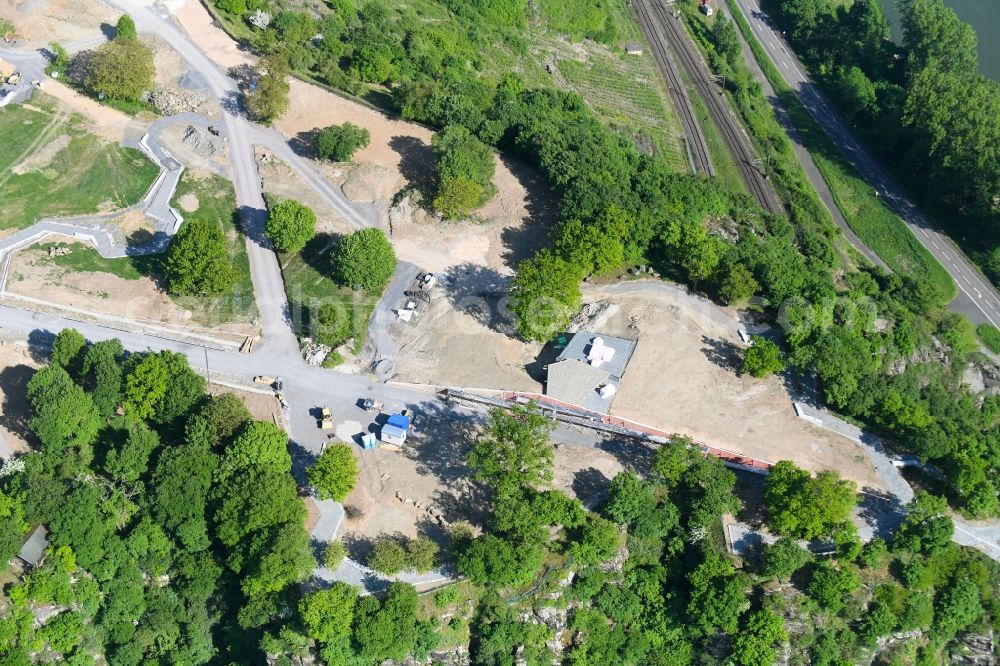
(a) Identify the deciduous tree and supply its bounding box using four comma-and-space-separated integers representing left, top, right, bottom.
166, 218, 237, 296
84, 38, 154, 101
306, 443, 358, 501
742, 335, 785, 378
468, 404, 554, 492
332, 227, 397, 292
315, 122, 371, 162
764, 461, 857, 540
266, 199, 316, 253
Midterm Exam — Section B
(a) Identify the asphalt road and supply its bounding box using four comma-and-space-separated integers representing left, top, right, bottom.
731, 0, 1000, 327
717, 2, 888, 271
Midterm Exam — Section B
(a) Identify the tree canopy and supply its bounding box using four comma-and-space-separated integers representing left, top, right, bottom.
764, 461, 858, 540
166, 217, 237, 296
84, 37, 154, 101
315, 122, 371, 162
307, 443, 359, 501
331, 227, 397, 292
266, 198, 317, 253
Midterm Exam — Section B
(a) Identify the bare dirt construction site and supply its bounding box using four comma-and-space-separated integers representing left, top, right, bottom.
0, 0, 116, 48
384, 157, 555, 391
256, 148, 354, 239
4, 241, 249, 341
0, 342, 39, 457
582, 281, 884, 491
336, 411, 625, 550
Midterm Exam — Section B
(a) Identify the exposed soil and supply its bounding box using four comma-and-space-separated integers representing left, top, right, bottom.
0, 342, 39, 457
340, 416, 626, 545
392, 288, 542, 391
173, 0, 252, 70
256, 148, 354, 238
160, 122, 230, 175
5, 239, 255, 340
207, 383, 283, 425
177, 192, 199, 213
583, 282, 885, 491
11, 134, 69, 174
0, 0, 117, 48
34, 85, 141, 143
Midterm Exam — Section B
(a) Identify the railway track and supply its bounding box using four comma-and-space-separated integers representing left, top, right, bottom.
632, 0, 714, 176
647, 0, 784, 214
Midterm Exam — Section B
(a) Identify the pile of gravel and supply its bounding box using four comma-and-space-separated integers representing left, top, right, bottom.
181, 124, 224, 157
149, 87, 206, 115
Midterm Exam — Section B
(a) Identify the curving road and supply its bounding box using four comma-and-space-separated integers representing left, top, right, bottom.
716, 2, 888, 271
731, 0, 1000, 327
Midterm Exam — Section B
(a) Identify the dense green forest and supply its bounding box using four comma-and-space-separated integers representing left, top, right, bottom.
761, 0, 1000, 281
0, 336, 996, 663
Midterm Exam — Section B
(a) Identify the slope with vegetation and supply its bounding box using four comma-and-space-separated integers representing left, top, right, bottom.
760, 0, 1000, 287
208, 0, 688, 169
0, 99, 158, 231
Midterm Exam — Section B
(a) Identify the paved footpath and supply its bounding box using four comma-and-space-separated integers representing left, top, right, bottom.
795, 402, 1000, 560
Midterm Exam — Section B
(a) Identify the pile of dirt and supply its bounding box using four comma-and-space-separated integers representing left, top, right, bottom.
341, 163, 399, 203
182, 125, 224, 157
149, 88, 207, 115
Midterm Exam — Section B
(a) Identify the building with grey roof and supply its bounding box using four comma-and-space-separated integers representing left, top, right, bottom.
16, 525, 48, 569
545, 332, 637, 414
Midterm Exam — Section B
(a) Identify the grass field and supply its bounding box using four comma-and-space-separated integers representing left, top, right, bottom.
725, 0, 956, 303
279, 234, 378, 361
36, 173, 256, 326
977, 323, 1000, 354
0, 98, 158, 231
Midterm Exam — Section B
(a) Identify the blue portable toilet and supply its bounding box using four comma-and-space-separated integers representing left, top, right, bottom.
361, 433, 378, 450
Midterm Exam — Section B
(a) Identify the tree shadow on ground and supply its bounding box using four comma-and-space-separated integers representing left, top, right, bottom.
284, 232, 341, 337
388, 135, 436, 202
571, 466, 610, 508
288, 437, 319, 487
856, 489, 905, 538
496, 156, 558, 270
700, 335, 742, 373
340, 532, 376, 564
290, 128, 322, 159
594, 434, 656, 475
524, 338, 567, 384
237, 204, 270, 248
397, 401, 492, 526
441, 262, 517, 336
26, 329, 55, 364
0, 365, 37, 447
733, 470, 767, 528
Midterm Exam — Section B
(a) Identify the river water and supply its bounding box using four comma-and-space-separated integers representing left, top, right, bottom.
878, 0, 1000, 80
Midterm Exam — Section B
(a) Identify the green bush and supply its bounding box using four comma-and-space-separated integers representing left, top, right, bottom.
166, 218, 237, 296
315, 122, 371, 162
324, 541, 347, 569
332, 227, 397, 292
434, 586, 462, 608
266, 199, 316, 252
977, 323, 1000, 354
